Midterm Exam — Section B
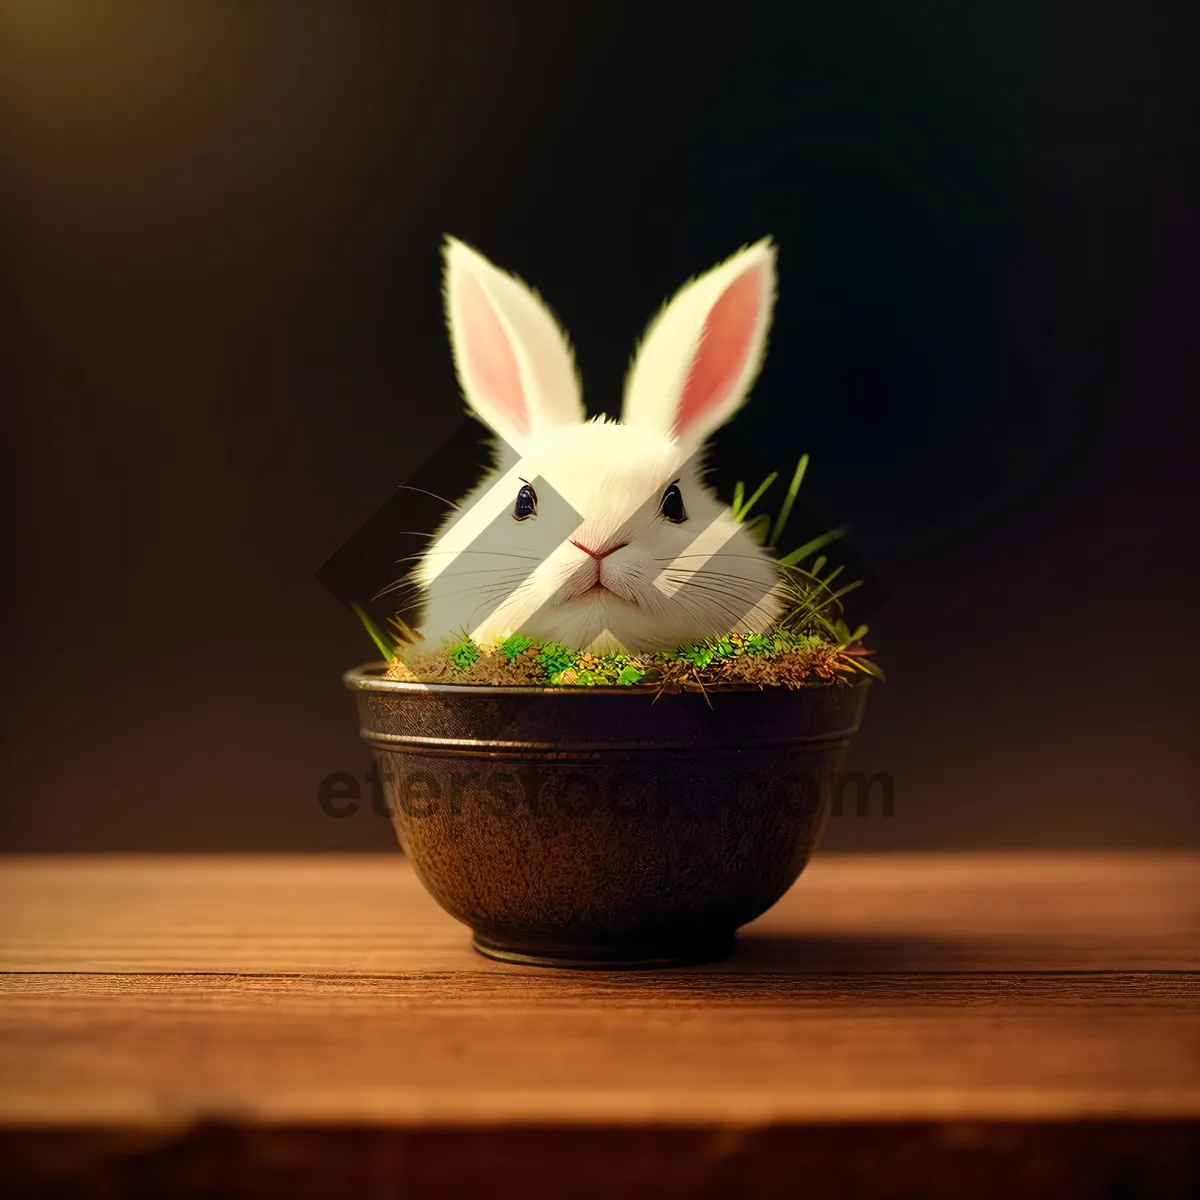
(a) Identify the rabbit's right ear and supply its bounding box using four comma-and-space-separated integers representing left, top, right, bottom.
442, 237, 584, 447
621, 238, 777, 453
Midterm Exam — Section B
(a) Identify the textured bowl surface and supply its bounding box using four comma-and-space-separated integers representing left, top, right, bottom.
345, 667, 870, 968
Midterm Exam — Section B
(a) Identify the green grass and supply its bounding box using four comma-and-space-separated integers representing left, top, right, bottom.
350, 602, 396, 661
730, 454, 881, 679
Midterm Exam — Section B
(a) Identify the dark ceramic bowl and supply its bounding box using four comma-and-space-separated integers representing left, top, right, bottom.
344, 666, 870, 969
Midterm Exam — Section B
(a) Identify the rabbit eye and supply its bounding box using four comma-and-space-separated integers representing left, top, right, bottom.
660, 482, 687, 524
513, 482, 537, 520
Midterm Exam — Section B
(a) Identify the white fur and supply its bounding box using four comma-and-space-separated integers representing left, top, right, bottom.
622, 237, 777, 453
416, 237, 782, 654
442, 237, 584, 443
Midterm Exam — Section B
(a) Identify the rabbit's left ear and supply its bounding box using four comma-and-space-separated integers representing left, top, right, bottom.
621, 238, 777, 451
442, 237, 584, 447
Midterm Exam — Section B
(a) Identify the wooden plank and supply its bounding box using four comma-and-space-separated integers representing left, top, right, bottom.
1, 853, 1197, 975
0, 854, 1197, 1197
0, 972, 1198, 1127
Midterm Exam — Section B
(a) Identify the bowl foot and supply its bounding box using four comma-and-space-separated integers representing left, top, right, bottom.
471, 932, 736, 970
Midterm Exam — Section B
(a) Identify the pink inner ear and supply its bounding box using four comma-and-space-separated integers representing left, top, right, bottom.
675, 264, 764, 438
459, 272, 529, 435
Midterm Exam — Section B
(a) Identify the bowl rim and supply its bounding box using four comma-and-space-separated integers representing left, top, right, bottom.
342, 662, 869, 699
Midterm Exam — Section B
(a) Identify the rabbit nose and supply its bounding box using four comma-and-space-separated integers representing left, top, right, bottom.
571, 538, 628, 561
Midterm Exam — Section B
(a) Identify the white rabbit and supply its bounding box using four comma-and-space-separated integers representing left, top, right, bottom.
414, 236, 783, 655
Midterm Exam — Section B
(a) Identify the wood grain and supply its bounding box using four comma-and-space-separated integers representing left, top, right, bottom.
2, 971, 1198, 1127
2, 852, 1197, 974
0, 853, 1197, 1198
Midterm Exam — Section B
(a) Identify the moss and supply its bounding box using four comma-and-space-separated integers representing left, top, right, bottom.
496, 633, 534, 661
383, 627, 880, 692
447, 634, 481, 670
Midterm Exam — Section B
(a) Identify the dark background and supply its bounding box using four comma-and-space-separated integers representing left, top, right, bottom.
2, 2, 1197, 852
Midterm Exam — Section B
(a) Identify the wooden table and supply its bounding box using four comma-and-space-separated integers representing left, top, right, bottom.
0, 853, 1197, 1198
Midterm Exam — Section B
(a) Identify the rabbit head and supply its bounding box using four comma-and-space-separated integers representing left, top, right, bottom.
414, 236, 783, 655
